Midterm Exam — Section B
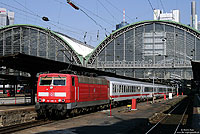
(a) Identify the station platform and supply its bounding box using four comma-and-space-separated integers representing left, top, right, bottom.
0, 94, 198, 134
192, 94, 200, 131
13, 95, 193, 134
0, 104, 36, 127
0, 95, 36, 105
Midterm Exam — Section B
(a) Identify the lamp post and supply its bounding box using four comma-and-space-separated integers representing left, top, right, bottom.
147, 71, 157, 103
153, 76, 155, 103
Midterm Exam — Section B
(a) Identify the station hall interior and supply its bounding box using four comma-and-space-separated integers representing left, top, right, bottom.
0, 1, 200, 133
0, 1, 200, 102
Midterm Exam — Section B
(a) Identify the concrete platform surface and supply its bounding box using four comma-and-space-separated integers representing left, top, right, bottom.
192, 94, 200, 132
14, 96, 188, 134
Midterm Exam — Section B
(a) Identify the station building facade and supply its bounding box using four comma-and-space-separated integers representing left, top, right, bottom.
0, 20, 199, 82
86, 20, 200, 81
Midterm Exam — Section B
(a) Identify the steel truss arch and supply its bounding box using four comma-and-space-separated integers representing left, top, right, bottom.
86, 20, 200, 65
0, 24, 82, 65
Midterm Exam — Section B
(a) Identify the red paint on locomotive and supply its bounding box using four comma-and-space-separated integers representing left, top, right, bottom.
37, 73, 109, 106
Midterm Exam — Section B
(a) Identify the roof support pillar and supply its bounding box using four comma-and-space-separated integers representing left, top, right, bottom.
30, 72, 37, 105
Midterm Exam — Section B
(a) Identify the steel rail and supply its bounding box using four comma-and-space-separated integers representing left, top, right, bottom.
145, 100, 184, 134
174, 102, 189, 134
0, 120, 52, 134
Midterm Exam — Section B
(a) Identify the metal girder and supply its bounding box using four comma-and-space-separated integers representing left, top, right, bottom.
0, 25, 82, 65
86, 20, 200, 65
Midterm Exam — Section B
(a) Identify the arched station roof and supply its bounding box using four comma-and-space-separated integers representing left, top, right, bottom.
0, 24, 93, 65
86, 20, 200, 65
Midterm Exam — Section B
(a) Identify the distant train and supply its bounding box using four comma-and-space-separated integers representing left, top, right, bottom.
35, 73, 175, 118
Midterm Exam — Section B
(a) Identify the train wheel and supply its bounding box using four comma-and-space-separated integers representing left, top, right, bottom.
36, 109, 45, 119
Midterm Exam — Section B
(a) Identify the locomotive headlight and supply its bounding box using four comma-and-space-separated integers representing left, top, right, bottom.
62, 99, 65, 102
39, 99, 41, 102
42, 99, 45, 102
58, 99, 61, 102
50, 86, 53, 89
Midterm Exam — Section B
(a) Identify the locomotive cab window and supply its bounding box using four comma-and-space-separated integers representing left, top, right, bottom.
53, 78, 66, 86
40, 77, 66, 86
40, 77, 52, 86
72, 77, 75, 86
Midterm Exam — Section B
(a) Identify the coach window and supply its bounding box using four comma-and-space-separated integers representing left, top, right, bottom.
124, 85, 126, 93
137, 87, 140, 92
72, 77, 75, 86
121, 85, 123, 93
113, 84, 116, 93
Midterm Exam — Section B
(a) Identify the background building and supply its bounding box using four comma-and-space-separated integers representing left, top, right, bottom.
198, 21, 200, 31
0, 8, 14, 27
116, 9, 129, 30
154, 9, 180, 23
191, 1, 198, 30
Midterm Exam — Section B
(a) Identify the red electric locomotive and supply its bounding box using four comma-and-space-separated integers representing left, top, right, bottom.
35, 73, 109, 117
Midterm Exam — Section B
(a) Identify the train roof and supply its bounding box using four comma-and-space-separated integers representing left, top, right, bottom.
101, 76, 150, 85
101, 76, 172, 88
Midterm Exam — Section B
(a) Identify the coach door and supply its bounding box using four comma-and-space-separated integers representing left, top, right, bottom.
72, 76, 79, 106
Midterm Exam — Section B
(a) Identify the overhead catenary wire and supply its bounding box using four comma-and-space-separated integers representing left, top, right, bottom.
147, 0, 158, 19
55, 0, 116, 41
53, 0, 114, 27
80, 8, 108, 33
0, 2, 100, 46
0, 0, 108, 45
0, 1, 98, 36
104, 0, 135, 22
53, 0, 111, 40
13, 0, 39, 17
96, 0, 120, 23
66, 0, 111, 35
0, 1, 41, 18
71, 1, 114, 27
147, 0, 155, 12
159, 0, 166, 13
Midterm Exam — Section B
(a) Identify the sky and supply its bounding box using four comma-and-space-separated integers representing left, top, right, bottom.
0, 0, 198, 47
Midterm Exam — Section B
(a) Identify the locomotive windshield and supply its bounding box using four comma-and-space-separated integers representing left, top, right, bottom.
39, 77, 66, 86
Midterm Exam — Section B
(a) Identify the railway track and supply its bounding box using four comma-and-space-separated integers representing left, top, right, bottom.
145, 96, 192, 134
0, 120, 53, 134
0, 105, 109, 134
